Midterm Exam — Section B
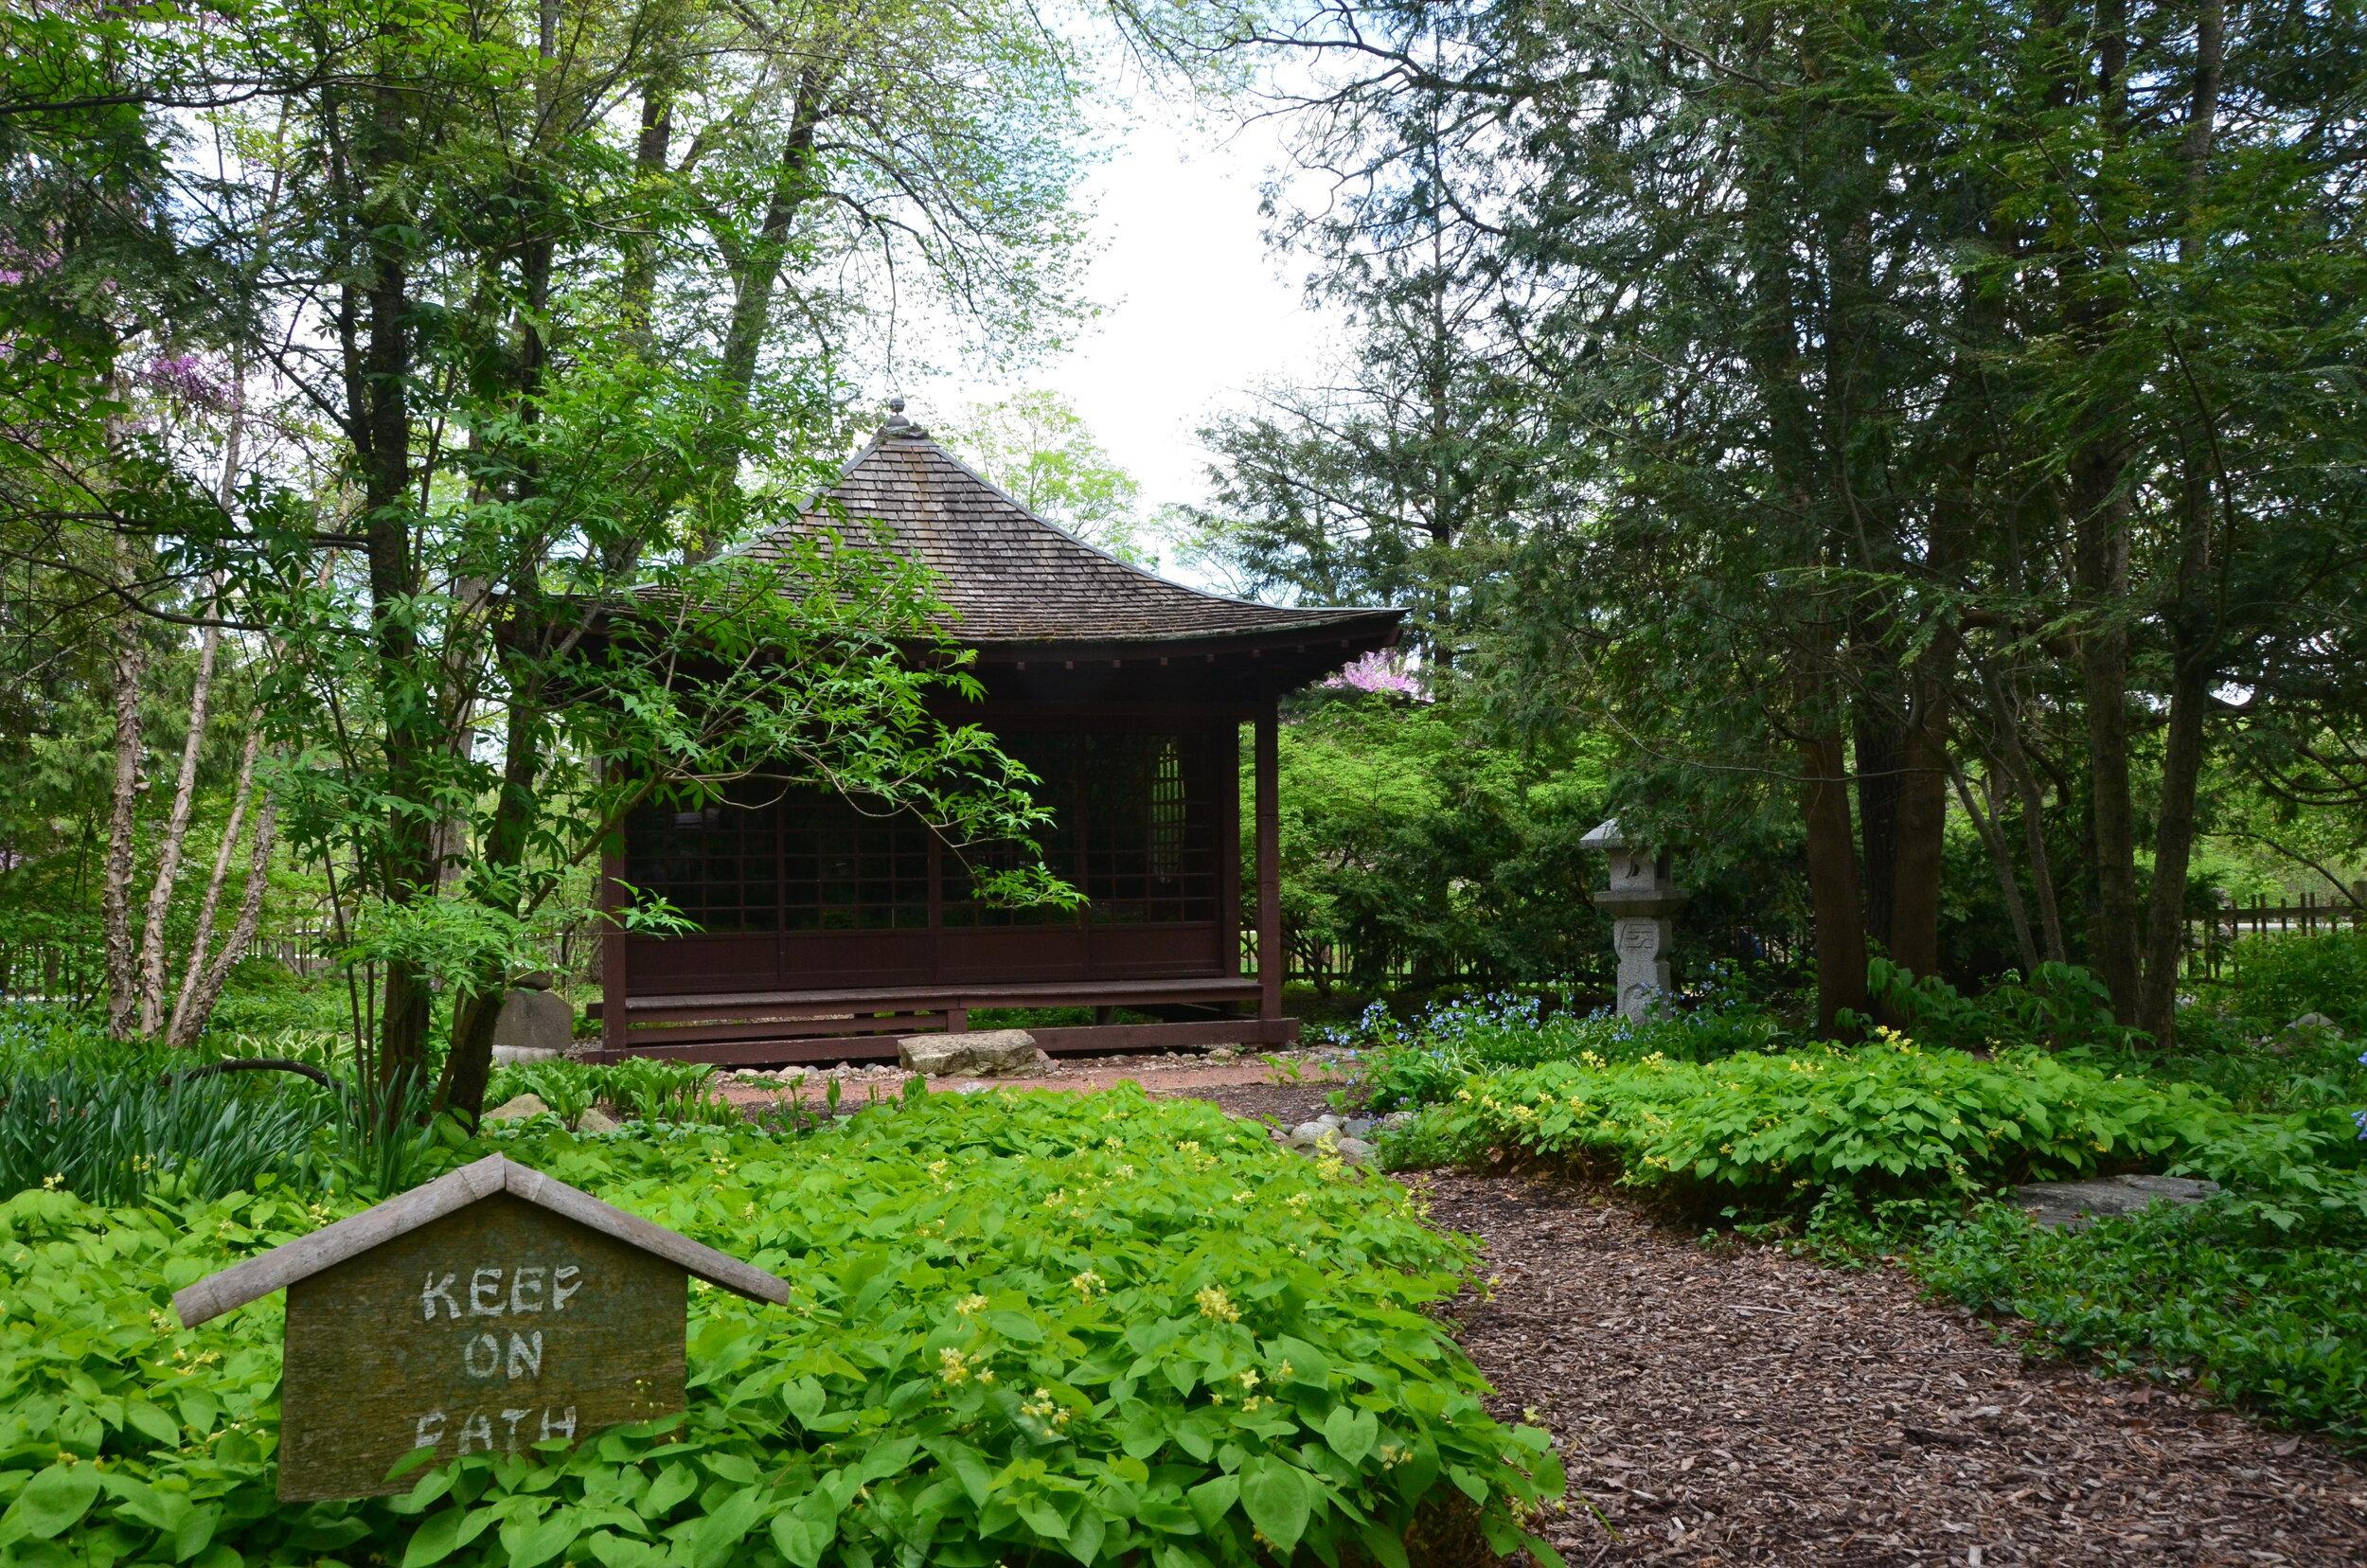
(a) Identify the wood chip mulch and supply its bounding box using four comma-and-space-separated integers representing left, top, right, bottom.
1420, 1173, 2367, 1568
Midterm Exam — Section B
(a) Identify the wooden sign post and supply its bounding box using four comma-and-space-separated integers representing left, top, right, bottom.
173, 1153, 790, 1502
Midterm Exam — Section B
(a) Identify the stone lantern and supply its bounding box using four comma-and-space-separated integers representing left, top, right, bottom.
1582, 820, 1691, 1019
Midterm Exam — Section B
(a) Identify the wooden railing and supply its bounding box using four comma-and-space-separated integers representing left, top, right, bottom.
2184, 890, 2363, 978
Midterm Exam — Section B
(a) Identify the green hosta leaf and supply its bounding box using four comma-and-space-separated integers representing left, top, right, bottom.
1237, 1458, 1310, 1552
642, 1464, 696, 1517
401, 1506, 496, 1568
1185, 1474, 1238, 1533
1070, 1506, 1108, 1566
587, 1531, 664, 1568
500, 1510, 578, 1568
779, 1376, 827, 1430
770, 1498, 840, 1568
686, 1488, 767, 1568
1321, 1405, 1378, 1464
3, 1465, 101, 1541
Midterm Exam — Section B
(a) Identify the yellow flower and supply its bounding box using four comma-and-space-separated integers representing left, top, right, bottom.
1237, 1368, 1259, 1390
1231, 1190, 1255, 1204
939, 1348, 970, 1384
1195, 1285, 1240, 1323
1071, 1271, 1104, 1298
1276, 1359, 1294, 1380
956, 1293, 989, 1317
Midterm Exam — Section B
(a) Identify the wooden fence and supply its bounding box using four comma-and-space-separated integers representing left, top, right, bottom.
2184, 890, 2364, 979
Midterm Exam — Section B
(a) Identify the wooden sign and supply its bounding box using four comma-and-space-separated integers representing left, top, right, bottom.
173, 1153, 789, 1502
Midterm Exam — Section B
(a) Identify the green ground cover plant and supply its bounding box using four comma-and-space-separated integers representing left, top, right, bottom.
1334, 983, 1787, 1114
0, 1085, 1564, 1568
1912, 1169, 2367, 1442
485, 1060, 744, 1130
1378, 1038, 2242, 1210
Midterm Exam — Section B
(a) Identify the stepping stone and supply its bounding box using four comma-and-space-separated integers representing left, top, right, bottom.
2013, 1174, 2220, 1231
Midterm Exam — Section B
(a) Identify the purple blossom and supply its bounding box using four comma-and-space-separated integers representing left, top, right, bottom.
139, 352, 231, 409
1322, 649, 1430, 701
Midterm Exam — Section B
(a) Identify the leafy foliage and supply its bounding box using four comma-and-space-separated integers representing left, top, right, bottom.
0, 1089, 1563, 1568
1384, 1041, 2241, 1210
1915, 1198, 2367, 1444
484, 1059, 743, 1131
2204, 934, 2367, 1035
1853, 959, 2144, 1054
1335, 987, 1786, 1114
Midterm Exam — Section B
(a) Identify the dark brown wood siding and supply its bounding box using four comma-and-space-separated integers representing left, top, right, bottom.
620, 725, 1233, 993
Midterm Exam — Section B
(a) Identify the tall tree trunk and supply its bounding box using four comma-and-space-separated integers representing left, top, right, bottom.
1952, 758, 2040, 974
2071, 467, 2140, 1017
1801, 728, 1870, 1034
2135, 0, 2227, 1047
437, 675, 548, 1123
167, 787, 276, 1047
103, 607, 146, 1038
1979, 662, 2068, 963
356, 82, 437, 1088
1853, 696, 1903, 958
1888, 626, 1958, 978
166, 724, 263, 1045
135, 614, 222, 1034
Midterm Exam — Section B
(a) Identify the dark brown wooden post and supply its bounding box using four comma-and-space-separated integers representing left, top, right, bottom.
599, 848, 628, 1055
1255, 688, 1281, 1024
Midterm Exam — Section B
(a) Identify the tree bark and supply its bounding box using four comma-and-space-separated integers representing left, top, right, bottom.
1979, 662, 2068, 963
1952, 757, 2040, 974
167, 786, 276, 1047
136, 613, 221, 1035
102, 609, 146, 1039
1853, 696, 1903, 959
351, 79, 439, 1088
1888, 627, 1957, 978
2135, 0, 2226, 1047
166, 723, 263, 1045
1801, 729, 1870, 1034
2071, 467, 2140, 1017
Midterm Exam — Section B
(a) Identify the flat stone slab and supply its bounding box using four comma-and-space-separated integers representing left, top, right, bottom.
898, 1028, 1046, 1078
2013, 1174, 2220, 1230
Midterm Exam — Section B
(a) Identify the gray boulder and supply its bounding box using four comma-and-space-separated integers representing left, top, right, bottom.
574, 1106, 620, 1134
492, 988, 574, 1059
899, 1028, 1041, 1078
2013, 1174, 2220, 1231
485, 1093, 552, 1122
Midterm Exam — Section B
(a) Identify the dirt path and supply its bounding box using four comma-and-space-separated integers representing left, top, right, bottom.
1422, 1174, 2367, 1567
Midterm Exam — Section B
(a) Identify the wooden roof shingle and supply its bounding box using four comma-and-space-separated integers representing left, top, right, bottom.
745, 414, 1400, 650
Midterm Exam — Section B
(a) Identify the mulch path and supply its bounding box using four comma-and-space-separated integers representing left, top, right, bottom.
1419, 1173, 2367, 1567
719, 1058, 2367, 1561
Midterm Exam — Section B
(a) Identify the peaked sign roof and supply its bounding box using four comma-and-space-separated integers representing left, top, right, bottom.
746, 405, 1402, 650
172, 1153, 791, 1327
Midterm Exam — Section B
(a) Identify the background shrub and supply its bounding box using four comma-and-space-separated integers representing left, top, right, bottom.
1381, 1040, 2242, 1211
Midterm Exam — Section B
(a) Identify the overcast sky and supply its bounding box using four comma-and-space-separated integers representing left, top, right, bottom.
912, 97, 1341, 516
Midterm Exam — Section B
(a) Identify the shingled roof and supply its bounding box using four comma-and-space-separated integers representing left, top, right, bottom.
745, 408, 1401, 650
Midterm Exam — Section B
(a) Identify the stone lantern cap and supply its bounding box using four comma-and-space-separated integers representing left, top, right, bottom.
1583, 819, 1692, 916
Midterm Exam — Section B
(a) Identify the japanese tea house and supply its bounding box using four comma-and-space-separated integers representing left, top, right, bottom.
591, 404, 1400, 1064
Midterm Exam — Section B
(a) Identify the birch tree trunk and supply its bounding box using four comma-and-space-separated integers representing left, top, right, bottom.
167, 781, 276, 1048
136, 615, 222, 1035
102, 614, 146, 1038
165, 723, 263, 1045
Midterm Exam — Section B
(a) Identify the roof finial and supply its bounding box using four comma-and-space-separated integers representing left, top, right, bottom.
881, 396, 925, 438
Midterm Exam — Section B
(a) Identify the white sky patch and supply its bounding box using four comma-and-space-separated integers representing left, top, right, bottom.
906, 98, 1343, 516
